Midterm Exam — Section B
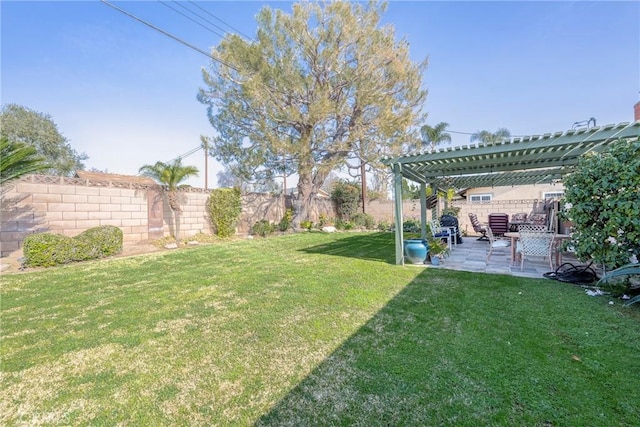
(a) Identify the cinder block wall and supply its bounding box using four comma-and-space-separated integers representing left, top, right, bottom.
0, 175, 335, 257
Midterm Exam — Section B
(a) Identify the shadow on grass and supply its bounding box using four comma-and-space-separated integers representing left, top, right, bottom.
300, 232, 397, 264
255, 267, 498, 425
255, 266, 640, 426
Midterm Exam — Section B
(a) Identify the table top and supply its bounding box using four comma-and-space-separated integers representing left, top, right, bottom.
504, 232, 570, 239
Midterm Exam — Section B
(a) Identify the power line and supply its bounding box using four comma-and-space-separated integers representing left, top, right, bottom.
186, 0, 255, 42
159, 1, 226, 40
99, 0, 239, 72
167, 145, 202, 164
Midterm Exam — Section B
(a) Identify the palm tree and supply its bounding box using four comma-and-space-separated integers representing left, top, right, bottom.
420, 122, 452, 152
139, 159, 199, 245
0, 136, 48, 186
470, 128, 511, 145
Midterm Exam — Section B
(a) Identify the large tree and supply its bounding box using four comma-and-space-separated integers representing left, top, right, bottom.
198, 1, 426, 226
139, 159, 199, 245
0, 104, 87, 176
420, 122, 451, 152
470, 128, 511, 145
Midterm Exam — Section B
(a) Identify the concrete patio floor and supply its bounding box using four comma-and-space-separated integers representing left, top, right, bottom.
410, 235, 579, 279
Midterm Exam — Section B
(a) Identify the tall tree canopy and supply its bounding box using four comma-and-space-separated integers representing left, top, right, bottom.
470, 128, 511, 145
420, 122, 451, 152
198, 1, 427, 224
0, 104, 87, 176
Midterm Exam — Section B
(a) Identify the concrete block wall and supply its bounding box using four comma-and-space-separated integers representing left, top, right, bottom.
0, 175, 337, 257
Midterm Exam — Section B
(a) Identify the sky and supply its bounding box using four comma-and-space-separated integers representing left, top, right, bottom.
2, 1, 639, 188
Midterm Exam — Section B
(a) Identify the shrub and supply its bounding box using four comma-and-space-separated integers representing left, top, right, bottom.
377, 220, 392, 232
300, 220, 314, 231
208, 188, 242, 238
278, 209, 293, 232
350, 212, 375, 230
561, 138, 640, 269
23, 226, 123, 267
252, 220, 275, 237
403, 219, 420, 233
23, 233, 74, 267
330, 180, 360, 221
72, 225, 123, 261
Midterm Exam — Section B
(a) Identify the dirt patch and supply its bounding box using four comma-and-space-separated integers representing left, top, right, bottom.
0, 241, 164, 275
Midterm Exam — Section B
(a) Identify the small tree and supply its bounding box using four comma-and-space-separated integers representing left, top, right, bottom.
561, 138, 640, 270
139, 159, 199, 245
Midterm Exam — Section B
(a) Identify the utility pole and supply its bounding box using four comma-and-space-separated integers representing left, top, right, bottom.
204, 139, 208, 190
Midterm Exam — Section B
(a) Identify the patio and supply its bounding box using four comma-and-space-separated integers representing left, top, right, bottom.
416, 234, 581, 280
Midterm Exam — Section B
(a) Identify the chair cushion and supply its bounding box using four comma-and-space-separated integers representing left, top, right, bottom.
511, 213, 528, 222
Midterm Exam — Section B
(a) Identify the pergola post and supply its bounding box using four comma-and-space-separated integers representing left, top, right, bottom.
392, 163, 404, 265
420, 182, 427, 240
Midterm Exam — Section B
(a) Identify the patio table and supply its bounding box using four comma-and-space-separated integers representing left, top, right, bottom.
504, 232, 571, 267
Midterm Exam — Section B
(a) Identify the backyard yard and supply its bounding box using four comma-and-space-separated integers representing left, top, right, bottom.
1, 232, 639, 425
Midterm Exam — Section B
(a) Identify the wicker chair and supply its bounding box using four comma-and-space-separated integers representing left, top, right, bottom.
468, 213, 488, 241
516, 231, 555, 270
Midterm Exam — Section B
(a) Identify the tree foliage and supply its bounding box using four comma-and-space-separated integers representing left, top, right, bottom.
420, 122, 451, 152
0, 104, 87, 176
139, 159, 199, 244
470, 128, 511, 145
561, 138, 640, 269
198, 1, 426, 225
0, 136, 48, 185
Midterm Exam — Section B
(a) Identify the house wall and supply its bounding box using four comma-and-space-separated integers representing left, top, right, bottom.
466, 183, 565, 201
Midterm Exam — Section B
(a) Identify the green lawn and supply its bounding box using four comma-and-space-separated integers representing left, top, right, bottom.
2, 232, 639, 425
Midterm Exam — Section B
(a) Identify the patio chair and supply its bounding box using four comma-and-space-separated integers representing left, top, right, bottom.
488, 213, 509, 236
468, 213, 488, 241
430, 220, 453, 251
516, 231, 555, 271
509, 212, 528, 231
486, 225, 510, 261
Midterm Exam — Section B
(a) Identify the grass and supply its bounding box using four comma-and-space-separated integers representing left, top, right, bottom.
1, 232, 639, 425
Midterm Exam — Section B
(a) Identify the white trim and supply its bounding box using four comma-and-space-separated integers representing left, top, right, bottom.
469, 193, 493, 203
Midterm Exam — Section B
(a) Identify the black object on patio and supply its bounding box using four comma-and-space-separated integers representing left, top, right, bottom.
440, 214, 463, 244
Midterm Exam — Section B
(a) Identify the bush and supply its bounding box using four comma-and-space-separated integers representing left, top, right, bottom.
330, 181, 360, 221
72, 225, 123, 261
403, 219, 420, 233
252, 220, 275, 237
377, 220, 392, 232
208, 188, 242, 238
300, 220, 314, 231
23, 226, 123, 267
23, 233, 74, 267
278, 209, 293, 232
561, 138, 640, 269
350, 212, 375, 229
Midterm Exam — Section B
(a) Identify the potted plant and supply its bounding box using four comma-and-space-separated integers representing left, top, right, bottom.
428, 239, 449, 265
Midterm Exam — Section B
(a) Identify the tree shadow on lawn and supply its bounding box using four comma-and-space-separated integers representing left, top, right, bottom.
255, 267, 639, 426
300, 232, 398, 264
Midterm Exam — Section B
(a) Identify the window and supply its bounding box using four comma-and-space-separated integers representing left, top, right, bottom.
469, 194, 492, 203
543, 191, 564, 200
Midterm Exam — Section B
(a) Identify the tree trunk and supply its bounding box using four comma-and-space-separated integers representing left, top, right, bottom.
174, 210, 181, 246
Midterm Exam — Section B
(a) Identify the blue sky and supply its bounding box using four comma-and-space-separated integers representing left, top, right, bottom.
2, 1, 639, 188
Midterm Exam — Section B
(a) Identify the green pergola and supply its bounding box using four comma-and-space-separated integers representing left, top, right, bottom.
381, 121, 640, 265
